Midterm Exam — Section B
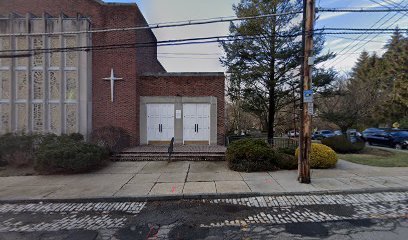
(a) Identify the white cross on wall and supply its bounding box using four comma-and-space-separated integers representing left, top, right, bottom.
103, 69, 123, 102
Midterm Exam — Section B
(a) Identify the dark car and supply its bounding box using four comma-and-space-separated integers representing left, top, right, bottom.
362, 128, 388, 140
312, 130, 336, 140
366, 131, 408, 149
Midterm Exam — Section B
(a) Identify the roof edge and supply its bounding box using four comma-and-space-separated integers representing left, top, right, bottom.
141, 72, 225, 77
93, 0, 138, 7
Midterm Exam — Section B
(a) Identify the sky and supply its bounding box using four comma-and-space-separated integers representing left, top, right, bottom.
106, 0, 408, 74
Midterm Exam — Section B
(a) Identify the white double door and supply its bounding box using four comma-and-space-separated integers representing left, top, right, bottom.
183, 104, 210, 144
147, 104, 175, 142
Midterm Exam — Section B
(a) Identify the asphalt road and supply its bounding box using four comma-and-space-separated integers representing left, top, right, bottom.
0, 191, 407, 240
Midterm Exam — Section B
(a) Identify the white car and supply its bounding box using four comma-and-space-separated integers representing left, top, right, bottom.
288, 130, 300, 138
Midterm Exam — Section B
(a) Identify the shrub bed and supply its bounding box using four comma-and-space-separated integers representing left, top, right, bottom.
35, 136, 109, 174
0, 133, 37, 167
275, 153, 298, 170
91, 126, 130, 153
295, 143, 338, 169
226, 139, 278, 172
321, 135, 365, 154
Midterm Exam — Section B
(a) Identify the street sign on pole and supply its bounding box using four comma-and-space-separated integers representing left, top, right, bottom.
304, 90, 313, 103
307, 102, 314, 115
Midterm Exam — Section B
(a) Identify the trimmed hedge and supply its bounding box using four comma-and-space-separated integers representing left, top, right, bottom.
35, 137, 109, 174
226, 139, 279, 172
0, 133, 38, 167
295, 143, 338, 169
321, 135, 365, 154
226, 139, 298, 171
275, 153, 298, 170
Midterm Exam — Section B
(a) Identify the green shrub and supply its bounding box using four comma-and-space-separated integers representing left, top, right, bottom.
399, 116, 408, 129
91, 126, 130, 153
68, 133, 84, 142
321, 135, 365, 154
226, 139, 279, 172
295, 143, 338, 169
0, 133, 37, 167
275, 153, 298, 170
277, 146, 297, 156
35, 137, 109, 174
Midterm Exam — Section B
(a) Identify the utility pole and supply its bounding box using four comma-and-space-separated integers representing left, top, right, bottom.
298, 0, 315, 183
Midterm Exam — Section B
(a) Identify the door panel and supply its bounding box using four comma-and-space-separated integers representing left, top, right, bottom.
183, 104, 210, 144
147, 104, 174, 143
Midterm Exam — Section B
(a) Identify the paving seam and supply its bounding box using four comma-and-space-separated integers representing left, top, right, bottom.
0, 187, 408, 204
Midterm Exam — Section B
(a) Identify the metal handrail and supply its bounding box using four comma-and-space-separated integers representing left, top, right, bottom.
168, 137, 175, 162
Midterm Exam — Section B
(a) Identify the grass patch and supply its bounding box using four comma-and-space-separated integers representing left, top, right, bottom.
339, 148, 408, 167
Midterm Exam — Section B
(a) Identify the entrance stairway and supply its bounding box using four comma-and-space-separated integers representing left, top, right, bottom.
111, 145, 226, 161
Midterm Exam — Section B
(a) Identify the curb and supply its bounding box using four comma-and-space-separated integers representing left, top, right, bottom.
1, 187, 407, 204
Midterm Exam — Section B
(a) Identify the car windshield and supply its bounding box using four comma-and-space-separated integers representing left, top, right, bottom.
321, 131, 332, 134
391, 131, 408, 137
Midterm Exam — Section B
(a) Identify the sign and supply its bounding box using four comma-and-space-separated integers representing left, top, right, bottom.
176, 110, 182, 119
304, 90, 313, 103
307, 102, 314, 115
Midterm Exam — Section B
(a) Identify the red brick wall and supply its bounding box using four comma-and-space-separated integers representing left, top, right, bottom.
1, 0, 225, 146
0, 0, 165, 145
140, 74, 226, 145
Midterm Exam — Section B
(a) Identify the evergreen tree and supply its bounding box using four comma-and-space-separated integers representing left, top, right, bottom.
221, 0, 334, 142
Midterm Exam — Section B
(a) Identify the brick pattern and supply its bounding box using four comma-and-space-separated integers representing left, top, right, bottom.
0, 0, 225, 146
140, 75, 226, 145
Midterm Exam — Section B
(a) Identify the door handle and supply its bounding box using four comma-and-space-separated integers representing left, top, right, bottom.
196, 124, 198, 133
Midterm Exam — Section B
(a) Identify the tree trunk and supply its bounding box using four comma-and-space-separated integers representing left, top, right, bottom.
267, 9, 277, 145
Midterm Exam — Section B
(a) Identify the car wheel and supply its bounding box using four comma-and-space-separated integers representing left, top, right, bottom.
368, 141, 373, 146
395, 144, 402, 150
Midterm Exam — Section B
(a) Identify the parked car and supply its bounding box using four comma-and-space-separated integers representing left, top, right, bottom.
288, 130, 299, 138
366, 131, 408, 149
362, 128, 390, 140
334, 130, 343, 136
312, 130, 336, 140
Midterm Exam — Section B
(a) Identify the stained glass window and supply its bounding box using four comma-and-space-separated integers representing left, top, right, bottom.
49, 71, 61, 100
0, 71, 10, 100
33, 71, 44, 100
16, 71, 28, 100
65, 71, 77, 100
65, 37, 78, 68
0, 37, 11, 67
65, 104, 78, 134
16, 104, 27, 132
49, 104, 61, 134
32, 103, 44, 132
32, 37, 44, 67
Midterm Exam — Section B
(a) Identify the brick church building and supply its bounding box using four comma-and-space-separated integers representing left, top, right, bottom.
0, 0, 225, 146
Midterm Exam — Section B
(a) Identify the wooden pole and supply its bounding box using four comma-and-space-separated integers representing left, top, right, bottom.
298, 0, 315, 183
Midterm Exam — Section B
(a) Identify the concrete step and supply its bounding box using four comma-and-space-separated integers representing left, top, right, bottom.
111, 152, 225, 162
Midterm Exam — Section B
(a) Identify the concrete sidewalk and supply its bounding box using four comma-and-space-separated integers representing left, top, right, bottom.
0, 160, 407, 201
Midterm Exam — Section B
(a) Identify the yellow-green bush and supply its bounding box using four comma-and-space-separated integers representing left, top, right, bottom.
295, 143, 338, 169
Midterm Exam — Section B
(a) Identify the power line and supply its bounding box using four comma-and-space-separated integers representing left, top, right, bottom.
316, 27, 408, 31
0, 11, 303, 37
326, 0, 408, 67
321, 0, 404, 67
318, 7, 408, 12
0, 7, 406, 37
326, 35, 388, 43
323, 0, 408, 67
0, 33, 302, 56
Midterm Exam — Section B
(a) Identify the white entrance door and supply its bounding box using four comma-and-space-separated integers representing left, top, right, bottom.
183, 104, 210, 144
147, 104, 174, 143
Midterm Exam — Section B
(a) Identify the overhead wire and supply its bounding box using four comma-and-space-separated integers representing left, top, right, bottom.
322, 0, 407, 68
